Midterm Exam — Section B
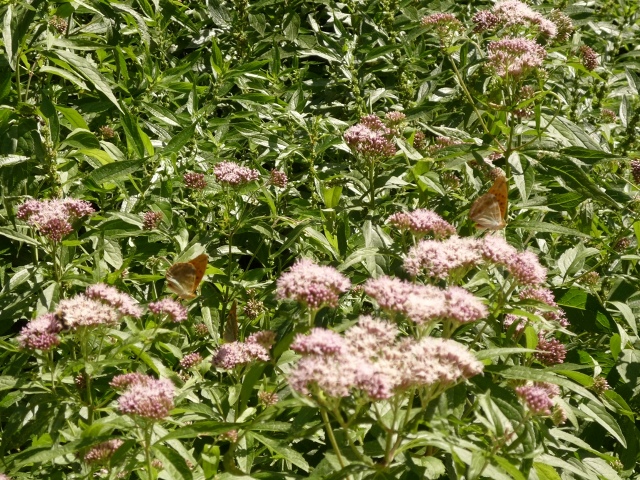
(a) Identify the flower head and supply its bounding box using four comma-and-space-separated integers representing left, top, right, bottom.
276, 259, 351, 309
534, 334, 566, 365
17, 198, 95, 242
84, 439, 124, 464
180, 352, 203, 369
487, 37, 546, 79
85, 284, 143, 318
579, 45, 598, 71
18, 313, 62, 351
148, 298, 188, 322
183, 172, 208, 190
57, 295, 120, 329
212, 333, 272, 369
213, 161, 260, 186
548, 10, 574, 43
516, 383, 557, 415
344, 116, 396, 161
287, 317, 482, 400
387, 209, 456, 238
115, 375, 175, 420
507, 251, 547, 285
269, 169, 288, 188
421, 13, 463, 40
404, 236, 482, 279
142, 211, 163, 230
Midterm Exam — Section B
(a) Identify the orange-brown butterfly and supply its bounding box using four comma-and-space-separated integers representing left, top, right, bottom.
165, 253, 208, 299
223, 300, 239, 343
469, 175, 508, 230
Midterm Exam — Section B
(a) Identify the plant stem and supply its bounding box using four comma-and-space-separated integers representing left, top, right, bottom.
320, 409, 346, 469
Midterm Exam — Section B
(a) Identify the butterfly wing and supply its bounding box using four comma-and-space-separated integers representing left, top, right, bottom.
469, 193, 506, 230
166, 262, 197, 299
188, 254, 208, 292
223, 300, 238, 342
487, 175, 508, 219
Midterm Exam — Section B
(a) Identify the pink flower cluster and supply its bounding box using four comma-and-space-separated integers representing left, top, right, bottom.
364, 276, 487, 325
387, 209, 456, 238
84, 439, 124, 464
17, 313, 63, 351
212, 331, 275, 369
52, 284, 141, 330
519, 286, 568, 326
85, 284, 143, 318
148, 298, 188, 322
344, 115, 396, 161
288, 317, 483, 400
276, 259, 351, 309
213, 161, 260, 186
404, 235, 547, 285
17, 198, 95, 242
427, 136, 465, 155
421, 13, 463, 38
180, 352, 203, 369
142, 211, 163, 230
473, 0, 558, 38
111, 374, 175, 420
516, 382, 560, 415
487, 38, 546, 78
534, 333, 566, 365
270, 169, 288, 188
183, 172, 208, 190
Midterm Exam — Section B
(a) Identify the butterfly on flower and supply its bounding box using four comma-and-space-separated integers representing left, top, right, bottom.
165, 254, 208, 299
469, 175, 508, 230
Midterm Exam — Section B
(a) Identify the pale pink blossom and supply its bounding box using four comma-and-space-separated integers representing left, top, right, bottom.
269, 169, 288, 188
344, 116, 396, 161
516, 382, 558, 415
57, 295, 120, 329
148, 298, 188, 322
17, 198, 95, 241
535, 334, 566, 365
387, 209, 456, 237
444, 286, 488, 324
288, 317, 483, 400
212, 334, 271, 369
213, 161, 259, 186
85, 284, 142, 318
276, 259, 351, 309
84, 439, 124, 464
291, 328, 347, 355
507, 250, 547, 285
504, 314, 528, 333
519, 286, 568, 326
180, 352, 203, 369
18, 313, 62, 351
404, 236, 482, 278
142, 211, 163, 230
487, 38, 546, 78
116, 375, 175, 420
183, 172, 207, 190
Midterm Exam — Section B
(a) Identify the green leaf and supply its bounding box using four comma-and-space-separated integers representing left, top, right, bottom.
534, 462, 562, 480
39, 66, 90, 91
0, 155, 30, 168
87, 159, 144, 185
608, 301, 637, 335
560, 147, 619, 163
0, 227, 38, 246
578, 402, 626, 447
51, 50, 122, 113
152, 445, 194, 480
508, 220, 590, 238
163, 123, 196, 155
249, 432, 309, 472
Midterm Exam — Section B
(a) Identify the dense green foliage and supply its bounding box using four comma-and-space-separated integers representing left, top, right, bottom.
1, 0, 640, 478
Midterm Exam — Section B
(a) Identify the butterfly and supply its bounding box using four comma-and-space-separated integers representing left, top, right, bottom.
165, 253, 208, 299
469, 175, 508, 230
223, 300, 239, 343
